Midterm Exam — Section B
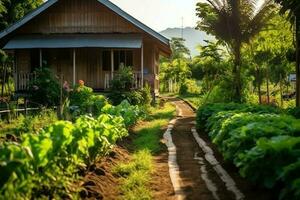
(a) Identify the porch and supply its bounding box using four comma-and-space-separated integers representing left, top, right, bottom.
6, 34, 150, 91
14, 70, 144, 91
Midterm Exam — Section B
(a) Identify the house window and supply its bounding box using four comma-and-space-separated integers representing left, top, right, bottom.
114, 50, 133, 71
102, 50, 133, 71
102, 51, 111, 71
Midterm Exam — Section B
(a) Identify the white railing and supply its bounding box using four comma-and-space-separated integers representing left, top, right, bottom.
104, 72, 143, 89
14, 72, 36, 91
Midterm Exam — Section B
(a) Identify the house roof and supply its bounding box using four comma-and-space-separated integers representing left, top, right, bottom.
3, 34, 143, 49
0, 0, 169, 46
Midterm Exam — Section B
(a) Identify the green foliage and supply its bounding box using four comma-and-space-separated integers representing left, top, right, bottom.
287, 107, 300, 119
139, 84, 152, 106
236, 136, 300, 188
102, 100, 143, 128
197, 103, 300, 199
0, 93, 144, 198
170, 37, 190, 59
29, 67, 60, 106
0, 113, 129, 198
0, 0, 43, 31
110, 66, 134, 91
69, 84, 108, 118
196, 0, 274, 102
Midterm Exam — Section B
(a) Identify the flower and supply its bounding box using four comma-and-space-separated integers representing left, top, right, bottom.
78, 80, 85, 86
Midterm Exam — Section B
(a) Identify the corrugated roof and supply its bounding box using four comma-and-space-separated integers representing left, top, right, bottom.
3, 34, 143, 49
0, 0, 169, 47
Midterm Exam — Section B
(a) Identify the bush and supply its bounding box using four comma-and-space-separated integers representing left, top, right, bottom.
108, 88, 152, 107
139, 84, 152, 106
126, 91, 144, 106
102, 100, 143, 127
236, 136, 300, 189
29, 67, 60, 106
179, 83, 188, 95
196, 102, 300, 200
196, 103, 280, 130
287, 107, 300, 119
68, 81, 107, 117
0, 109, 131, 198
110, 66, 134, 91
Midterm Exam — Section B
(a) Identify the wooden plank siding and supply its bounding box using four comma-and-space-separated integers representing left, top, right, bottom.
17, 0, 141, 34
12, 0, 164, 92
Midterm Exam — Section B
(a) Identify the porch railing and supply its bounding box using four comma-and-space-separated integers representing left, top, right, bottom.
104, 72, 143, 89
14, 72, 36, 91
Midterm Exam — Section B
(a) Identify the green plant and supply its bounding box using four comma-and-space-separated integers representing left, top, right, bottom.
196, 102, 300, 200
110, 66, 134, 91
29, 67, 60, 106
236, 136, 300, 189
102, 100, 143, 128
139, 84, 152, 106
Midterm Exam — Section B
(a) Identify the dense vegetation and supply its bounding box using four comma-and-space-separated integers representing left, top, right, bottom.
0, 80, 145, 199
196, 103, 300, 199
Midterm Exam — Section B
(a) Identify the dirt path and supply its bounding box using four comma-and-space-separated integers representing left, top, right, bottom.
165, 98, 272, 200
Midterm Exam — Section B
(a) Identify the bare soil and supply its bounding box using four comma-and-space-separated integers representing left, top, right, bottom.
80, 98, 275, 200
81, 124, 176, 200
169, 98, 274, 200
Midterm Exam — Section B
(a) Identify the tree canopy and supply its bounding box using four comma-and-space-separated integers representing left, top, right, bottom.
196, 0, 274, 102
0, 0, 43, 31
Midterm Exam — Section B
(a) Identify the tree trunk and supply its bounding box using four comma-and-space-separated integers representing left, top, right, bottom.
296, 16, 300, 107
266, 67, 270, 104
256, 66, 262, 104
233, 44, 242, 103
280, 78, 283, 107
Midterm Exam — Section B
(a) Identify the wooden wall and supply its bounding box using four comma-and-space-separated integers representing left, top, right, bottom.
16, 50, 31, 73
13, 0, 165, 91
17, 0, 141, 34
15, 47, 146, 89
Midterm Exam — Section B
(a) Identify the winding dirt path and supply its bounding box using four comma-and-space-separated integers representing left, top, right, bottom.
164, 98, 272, 200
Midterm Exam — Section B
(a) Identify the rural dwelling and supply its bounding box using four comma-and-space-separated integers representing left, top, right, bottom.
0, 0, 171, 96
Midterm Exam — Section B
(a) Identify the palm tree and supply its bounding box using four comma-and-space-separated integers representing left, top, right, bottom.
275, 0, 300, 107
196, 0, 274, 102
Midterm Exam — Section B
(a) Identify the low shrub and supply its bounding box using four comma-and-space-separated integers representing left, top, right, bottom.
29, 67, 60, 106
69, 81, 108, 118
102, 100, 143, 128
0, 113, 128, 199
287, 107, 300, 119
196, 103, 300, 200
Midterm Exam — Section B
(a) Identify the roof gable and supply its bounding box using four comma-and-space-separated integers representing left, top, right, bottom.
0, 0, 169, 46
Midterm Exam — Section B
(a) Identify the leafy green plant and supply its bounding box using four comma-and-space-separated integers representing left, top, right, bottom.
196, 102, 300, 200
236, 136, 300, 189
29, 67, 60, 106
102, 100, 143, 128
0, 95, 141, 198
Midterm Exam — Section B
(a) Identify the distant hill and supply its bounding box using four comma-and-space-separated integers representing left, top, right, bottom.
160, 27, 214, 57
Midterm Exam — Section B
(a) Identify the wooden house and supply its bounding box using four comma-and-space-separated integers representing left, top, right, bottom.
0, 0, 171, 95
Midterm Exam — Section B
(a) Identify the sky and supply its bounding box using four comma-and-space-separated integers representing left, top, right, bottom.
110, 0, 199, 32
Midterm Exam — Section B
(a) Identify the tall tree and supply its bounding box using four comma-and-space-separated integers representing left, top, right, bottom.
275, 0, 300, 106
196, 0, 274, 102
170, 37, 191, 60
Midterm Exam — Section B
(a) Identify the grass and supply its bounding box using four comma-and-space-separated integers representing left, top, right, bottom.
114, 102, 176, 200
179, 93, 203, 108
0, 109, 58, 139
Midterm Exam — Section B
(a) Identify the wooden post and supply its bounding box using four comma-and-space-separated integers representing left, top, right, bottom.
39, 49, 42, 67
111, 50, 114, 79
73, 49, 76, 86
141, 43, 144, 88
